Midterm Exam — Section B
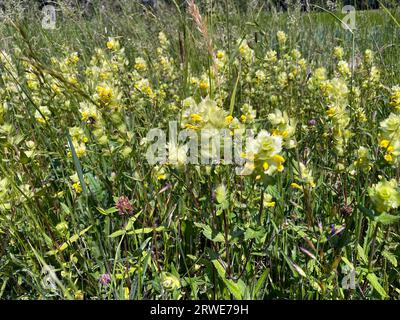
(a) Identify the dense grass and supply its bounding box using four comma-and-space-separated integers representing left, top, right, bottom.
1, 1, 400, 299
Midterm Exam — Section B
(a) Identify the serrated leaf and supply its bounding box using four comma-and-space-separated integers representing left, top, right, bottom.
383, 251, 397, 267
375, 213, 400, 225
357, 244, 368, 264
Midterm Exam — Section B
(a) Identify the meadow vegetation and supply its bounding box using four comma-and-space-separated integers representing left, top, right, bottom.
1, 0, 400, 299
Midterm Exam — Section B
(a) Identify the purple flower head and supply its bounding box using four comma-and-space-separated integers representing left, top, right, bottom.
116, 196, 133, 215
328, 224, 346, 240
308, 119, 317, 126
99, 273, 111, 285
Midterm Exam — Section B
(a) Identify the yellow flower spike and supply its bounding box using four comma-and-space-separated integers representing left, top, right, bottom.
240, 115, 247, 123
263, 162, 269, 171
277, 164, 284, 172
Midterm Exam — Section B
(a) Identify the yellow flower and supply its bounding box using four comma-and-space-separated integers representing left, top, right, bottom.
364, 49, 373, 64
276, 31, 287, 47
35, 106, 51, 124
389, 86, 400, 111
291, 182, 302, 190
72, 182, 82, 193
380, 139, 390, 148
75, 142, 87, 158
190, 114, 202, 122
199, 80, 209, 91
67, 52, 79, 65
106, 38, 120, 51
216, 50, 225, 59
369, 178, 400, 213
184, 124, 198, 130
264, 194, 276, 208
384, 154, 393, 162
326, 107, 336, 117
74, 290, 84, 300
225, 115, 233, 125
134, 57, 147, 72
333, 46, 344, 60
96, 85, 113, 105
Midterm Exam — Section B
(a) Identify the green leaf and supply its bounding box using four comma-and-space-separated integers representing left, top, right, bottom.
383, 251, 397, 267
358, 205, 376, 220
254, 269, 269, 297
47, 225, 92, 255
194, 222, 225, 242
357, 244, 368, 264
367, 273, 387, 299
282, 252, 306, 278
211, 259, 226, 278
109, 229, 126, 238
292, 263, 307, 277
224, 278, 243, 300
211, 259, 242, 299
341, 256, 355, 270
97, 207, 119, 216
127, 226, 165, 235
60, 203, 71, 215
375, 213, 400, 225
244, 227, 265, 241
